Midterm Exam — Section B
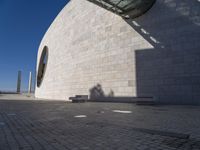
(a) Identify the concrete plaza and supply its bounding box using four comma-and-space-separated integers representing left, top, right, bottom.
0, 94, 200, 150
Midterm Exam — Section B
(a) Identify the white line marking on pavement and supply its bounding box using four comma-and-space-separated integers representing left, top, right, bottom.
112, 110, 132, 114
74, 115, 87, 118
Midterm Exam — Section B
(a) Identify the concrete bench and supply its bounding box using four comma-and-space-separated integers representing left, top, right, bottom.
89, 96, 155, 105
69, 95, 88, 103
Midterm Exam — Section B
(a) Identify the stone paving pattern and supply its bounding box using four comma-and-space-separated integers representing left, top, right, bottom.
0, 97, 200, 149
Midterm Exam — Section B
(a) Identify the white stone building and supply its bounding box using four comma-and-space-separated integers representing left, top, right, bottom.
35, 0, 200, 104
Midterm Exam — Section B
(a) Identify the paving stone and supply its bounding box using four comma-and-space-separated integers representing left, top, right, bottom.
0, 99, 200, 150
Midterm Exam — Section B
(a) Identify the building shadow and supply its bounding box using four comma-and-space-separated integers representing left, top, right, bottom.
124, 0, 200, 104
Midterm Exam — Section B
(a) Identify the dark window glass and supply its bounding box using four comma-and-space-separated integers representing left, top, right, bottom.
37, 46, 48, 87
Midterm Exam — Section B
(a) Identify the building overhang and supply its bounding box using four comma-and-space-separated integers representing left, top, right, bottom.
87, 0, 156, 18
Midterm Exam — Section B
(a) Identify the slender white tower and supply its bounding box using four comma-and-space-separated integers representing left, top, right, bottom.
28, 72, 32, 94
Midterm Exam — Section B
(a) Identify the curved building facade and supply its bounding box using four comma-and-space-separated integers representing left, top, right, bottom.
35, 0, 200, 104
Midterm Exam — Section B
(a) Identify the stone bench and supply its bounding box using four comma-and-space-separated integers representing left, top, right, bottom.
135, 97, 155, 105
69, 95, 88, 103
89, 96, 155, 105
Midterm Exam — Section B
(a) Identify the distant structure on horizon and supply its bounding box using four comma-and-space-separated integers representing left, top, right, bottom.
35, 0, 200, 105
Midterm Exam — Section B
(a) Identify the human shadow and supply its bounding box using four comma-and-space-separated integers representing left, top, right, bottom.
89, 83, 105, 100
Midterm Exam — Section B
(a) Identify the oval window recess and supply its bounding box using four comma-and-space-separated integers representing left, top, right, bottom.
37, 46, 48, 87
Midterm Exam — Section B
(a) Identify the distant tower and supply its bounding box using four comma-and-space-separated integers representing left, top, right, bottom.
17, 71, 21, 93
28, 71, 32, 93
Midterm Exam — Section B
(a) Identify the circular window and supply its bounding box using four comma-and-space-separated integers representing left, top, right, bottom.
37, 46, 48, 87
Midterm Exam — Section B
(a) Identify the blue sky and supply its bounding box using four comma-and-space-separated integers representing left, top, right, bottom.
0, 0, 69, 92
